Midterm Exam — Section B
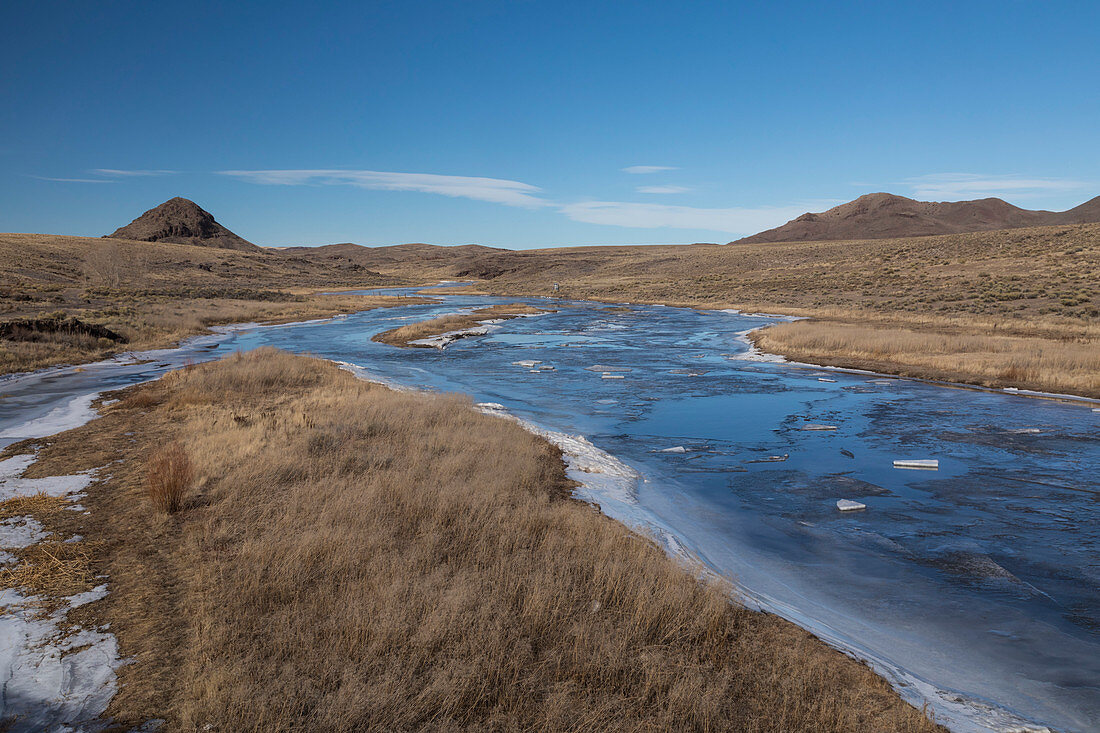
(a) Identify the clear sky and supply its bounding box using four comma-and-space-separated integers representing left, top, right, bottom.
2, 1, 1097, 248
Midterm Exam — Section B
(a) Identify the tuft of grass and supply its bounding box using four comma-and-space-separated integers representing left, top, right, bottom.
145, 442, 193, 514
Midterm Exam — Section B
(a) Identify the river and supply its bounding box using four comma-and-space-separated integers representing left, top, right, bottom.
2, 288, 1097, 732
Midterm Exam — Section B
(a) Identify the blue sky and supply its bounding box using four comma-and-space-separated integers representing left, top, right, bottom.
2, 1, 1097, 248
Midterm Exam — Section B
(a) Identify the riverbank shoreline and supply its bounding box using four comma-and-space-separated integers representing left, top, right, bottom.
0, 348, 945, 731
0, 291, 427, 381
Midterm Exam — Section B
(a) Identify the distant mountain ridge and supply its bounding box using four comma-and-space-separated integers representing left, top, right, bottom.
106, 197, 258, 251
733, 193, 1100, 244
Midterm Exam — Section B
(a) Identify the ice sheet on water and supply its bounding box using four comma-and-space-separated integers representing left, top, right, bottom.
0, 392, 100, 441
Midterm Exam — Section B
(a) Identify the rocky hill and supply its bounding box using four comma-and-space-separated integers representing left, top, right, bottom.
733, 193, 1100, 243
106, 197, 259, 251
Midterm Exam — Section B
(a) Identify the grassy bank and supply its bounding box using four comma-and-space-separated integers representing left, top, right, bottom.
3, 349, 942, 731
751, 318, 1100, 398
0, 233, 418, 375
372, 302, 547, 347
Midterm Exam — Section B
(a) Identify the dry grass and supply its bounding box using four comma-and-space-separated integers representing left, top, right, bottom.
10, 348, 942, 731
753, 320, 1100, 396
0, 541, 97, 600
373, 302, 548, 347
0, 232, 422, 375
0, 492, 70, 521
145, 442, 193, 514
340, 223, 1100, 326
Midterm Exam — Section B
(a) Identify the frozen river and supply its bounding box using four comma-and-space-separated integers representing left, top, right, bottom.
2, 288, 1098, 731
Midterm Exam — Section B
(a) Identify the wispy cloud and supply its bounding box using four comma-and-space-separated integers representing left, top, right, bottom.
220, 168, 549, 208
636, 185, 691, 194
559, 201, 809, 235
92, 168, 176, 177
31, 175, 115, 184
904, 173, 1091, 200
621, 165, 678, 175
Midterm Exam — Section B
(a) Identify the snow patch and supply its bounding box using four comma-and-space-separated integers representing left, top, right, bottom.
0, 455, 97, 503
0, 392, 99, 441
0, 517, 48, 549
0, 586, 120, 732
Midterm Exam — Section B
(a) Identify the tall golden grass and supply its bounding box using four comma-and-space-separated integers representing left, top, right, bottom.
145, 442, 194, 514
753, 320, 1100, 396
29, 348, 941, 731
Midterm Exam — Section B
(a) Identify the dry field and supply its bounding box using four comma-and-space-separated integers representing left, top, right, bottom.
0, 232, 415, 375
314, 223, 1099, 396
372, 302, 547, 347
2, 349, 943, 732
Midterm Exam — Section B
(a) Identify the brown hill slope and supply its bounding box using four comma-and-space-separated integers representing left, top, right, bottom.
733, 193, 1100, 243
106, 197, 259, 251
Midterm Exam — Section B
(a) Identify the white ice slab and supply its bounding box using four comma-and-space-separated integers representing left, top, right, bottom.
837, 499, 866, 512
658, 446, 687, 453
802, 424, 837, 431
894, 459, 939, 470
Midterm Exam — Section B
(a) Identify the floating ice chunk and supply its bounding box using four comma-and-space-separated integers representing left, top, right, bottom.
894, 459, 939, 470
601, 374, 625, 380
818, 378, 837, 383
1004, 428, 1041, 434
586, 365, 632, 372
837, 499, 867, 512
746, 453, 789, 464
658, 446, 687, 454
595, 399, 617, 405
802, 424, 837, 431
475, 402, 505, 411
512, 360, 541, 367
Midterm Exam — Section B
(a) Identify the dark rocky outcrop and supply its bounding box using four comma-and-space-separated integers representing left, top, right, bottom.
107, 197, 258, 251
